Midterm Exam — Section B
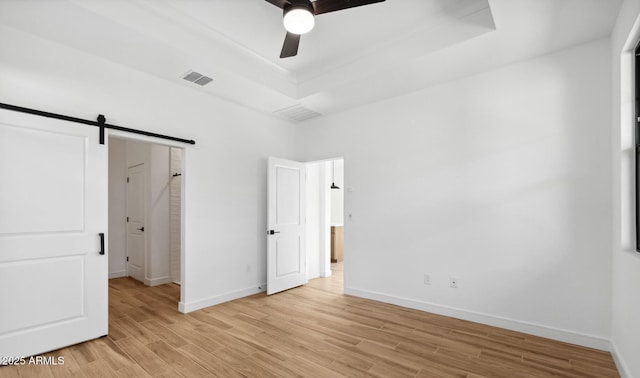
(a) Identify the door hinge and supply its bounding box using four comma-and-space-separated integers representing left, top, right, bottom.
126, 216, 129, 222
126, 256, 129, 262
127, 177, 130, 183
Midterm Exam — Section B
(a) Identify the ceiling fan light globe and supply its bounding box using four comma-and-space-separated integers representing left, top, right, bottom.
283, 8, 315, 34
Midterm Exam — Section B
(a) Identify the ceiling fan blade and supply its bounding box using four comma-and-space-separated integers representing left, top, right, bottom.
264, 0, 289, 9
312, 0, 385, 15
280, 32, 301, 58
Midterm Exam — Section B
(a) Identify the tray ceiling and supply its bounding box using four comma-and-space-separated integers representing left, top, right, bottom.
0, 0, 622, 121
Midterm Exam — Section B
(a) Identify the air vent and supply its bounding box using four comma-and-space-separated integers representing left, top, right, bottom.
181, 71, 213, 86
274, 104, 322, 122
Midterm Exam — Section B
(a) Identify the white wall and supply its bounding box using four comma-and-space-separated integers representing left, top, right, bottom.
306, 162, 321, 279
125, 140, 150, 169
149, 143, 171, 286
170, 148, 183, 284
108, 138, 127, 278
611, 1, 640, 376
295, 39, 613, 349
306, 160, 335, 279
306, 160, 336, 279
330, 159, 344, 226
320, 161, 333, 277
109, 139, 172, 286
0, 24, 296, 312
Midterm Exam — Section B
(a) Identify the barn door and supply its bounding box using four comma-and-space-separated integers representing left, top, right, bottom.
0, 108, 108, 357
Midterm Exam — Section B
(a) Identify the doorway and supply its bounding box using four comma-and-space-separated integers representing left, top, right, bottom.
305, 158, 345, 293
108, 136, 184, 307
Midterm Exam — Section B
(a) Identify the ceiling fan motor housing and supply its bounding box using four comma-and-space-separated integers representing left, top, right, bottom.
284, 0, 315, 16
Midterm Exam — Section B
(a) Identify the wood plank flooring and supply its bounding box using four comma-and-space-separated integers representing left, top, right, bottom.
1, 264, 619, 377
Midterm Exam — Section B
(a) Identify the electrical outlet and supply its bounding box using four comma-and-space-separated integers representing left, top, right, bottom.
423, 274, 431, 285
450, 277, 458, 288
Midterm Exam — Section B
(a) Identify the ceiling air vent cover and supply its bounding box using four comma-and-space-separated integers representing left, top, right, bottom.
274, 104, 322, 122
181, 71, 213, 86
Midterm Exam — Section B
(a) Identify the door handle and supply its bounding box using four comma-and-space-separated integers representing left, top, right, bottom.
99, 233, 105, 255
137, 227, 145, 232
268, 230, 280, 235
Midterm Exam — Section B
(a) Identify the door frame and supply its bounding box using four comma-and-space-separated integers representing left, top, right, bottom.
108, 129, 188, 311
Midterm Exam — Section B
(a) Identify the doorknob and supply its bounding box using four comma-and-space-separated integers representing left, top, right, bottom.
268, 230, 280, 235
137, 227, 145, 232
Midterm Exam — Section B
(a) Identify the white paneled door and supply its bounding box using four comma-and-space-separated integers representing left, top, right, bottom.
0, 109, 108, 357
267, 157, 307, 295
126, 163, 145, 283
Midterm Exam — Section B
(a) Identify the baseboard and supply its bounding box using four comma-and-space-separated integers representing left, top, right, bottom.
179, 283, 266, 313
108, 270, 127, 279
144, 276, 172, 287
346, 287, 611, 351
610, 339, 631, 378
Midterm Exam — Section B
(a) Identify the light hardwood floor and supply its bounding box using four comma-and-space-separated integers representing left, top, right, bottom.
1, 264, 619, 377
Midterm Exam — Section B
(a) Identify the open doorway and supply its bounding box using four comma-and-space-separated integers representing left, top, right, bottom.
108, 136, 184, 308
305, 158, 345, 294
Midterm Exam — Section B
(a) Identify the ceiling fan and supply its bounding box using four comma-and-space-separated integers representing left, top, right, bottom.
264, 0, 386, 58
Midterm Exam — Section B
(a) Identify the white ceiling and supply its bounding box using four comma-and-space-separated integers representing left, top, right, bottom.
0, 0, 623, 122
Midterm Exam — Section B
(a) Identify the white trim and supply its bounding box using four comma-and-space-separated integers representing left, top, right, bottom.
179, 145, 187, 316
108, 129, 194, 149
346, 286, 611, 351
144, 276, 172, 287
610, 339, 631, 378
178, 284, 266, 313
610, 5, 640, 378
108, 270, 127, 279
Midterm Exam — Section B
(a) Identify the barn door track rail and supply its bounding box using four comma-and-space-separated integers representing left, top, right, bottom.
0, 102, 196, 145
